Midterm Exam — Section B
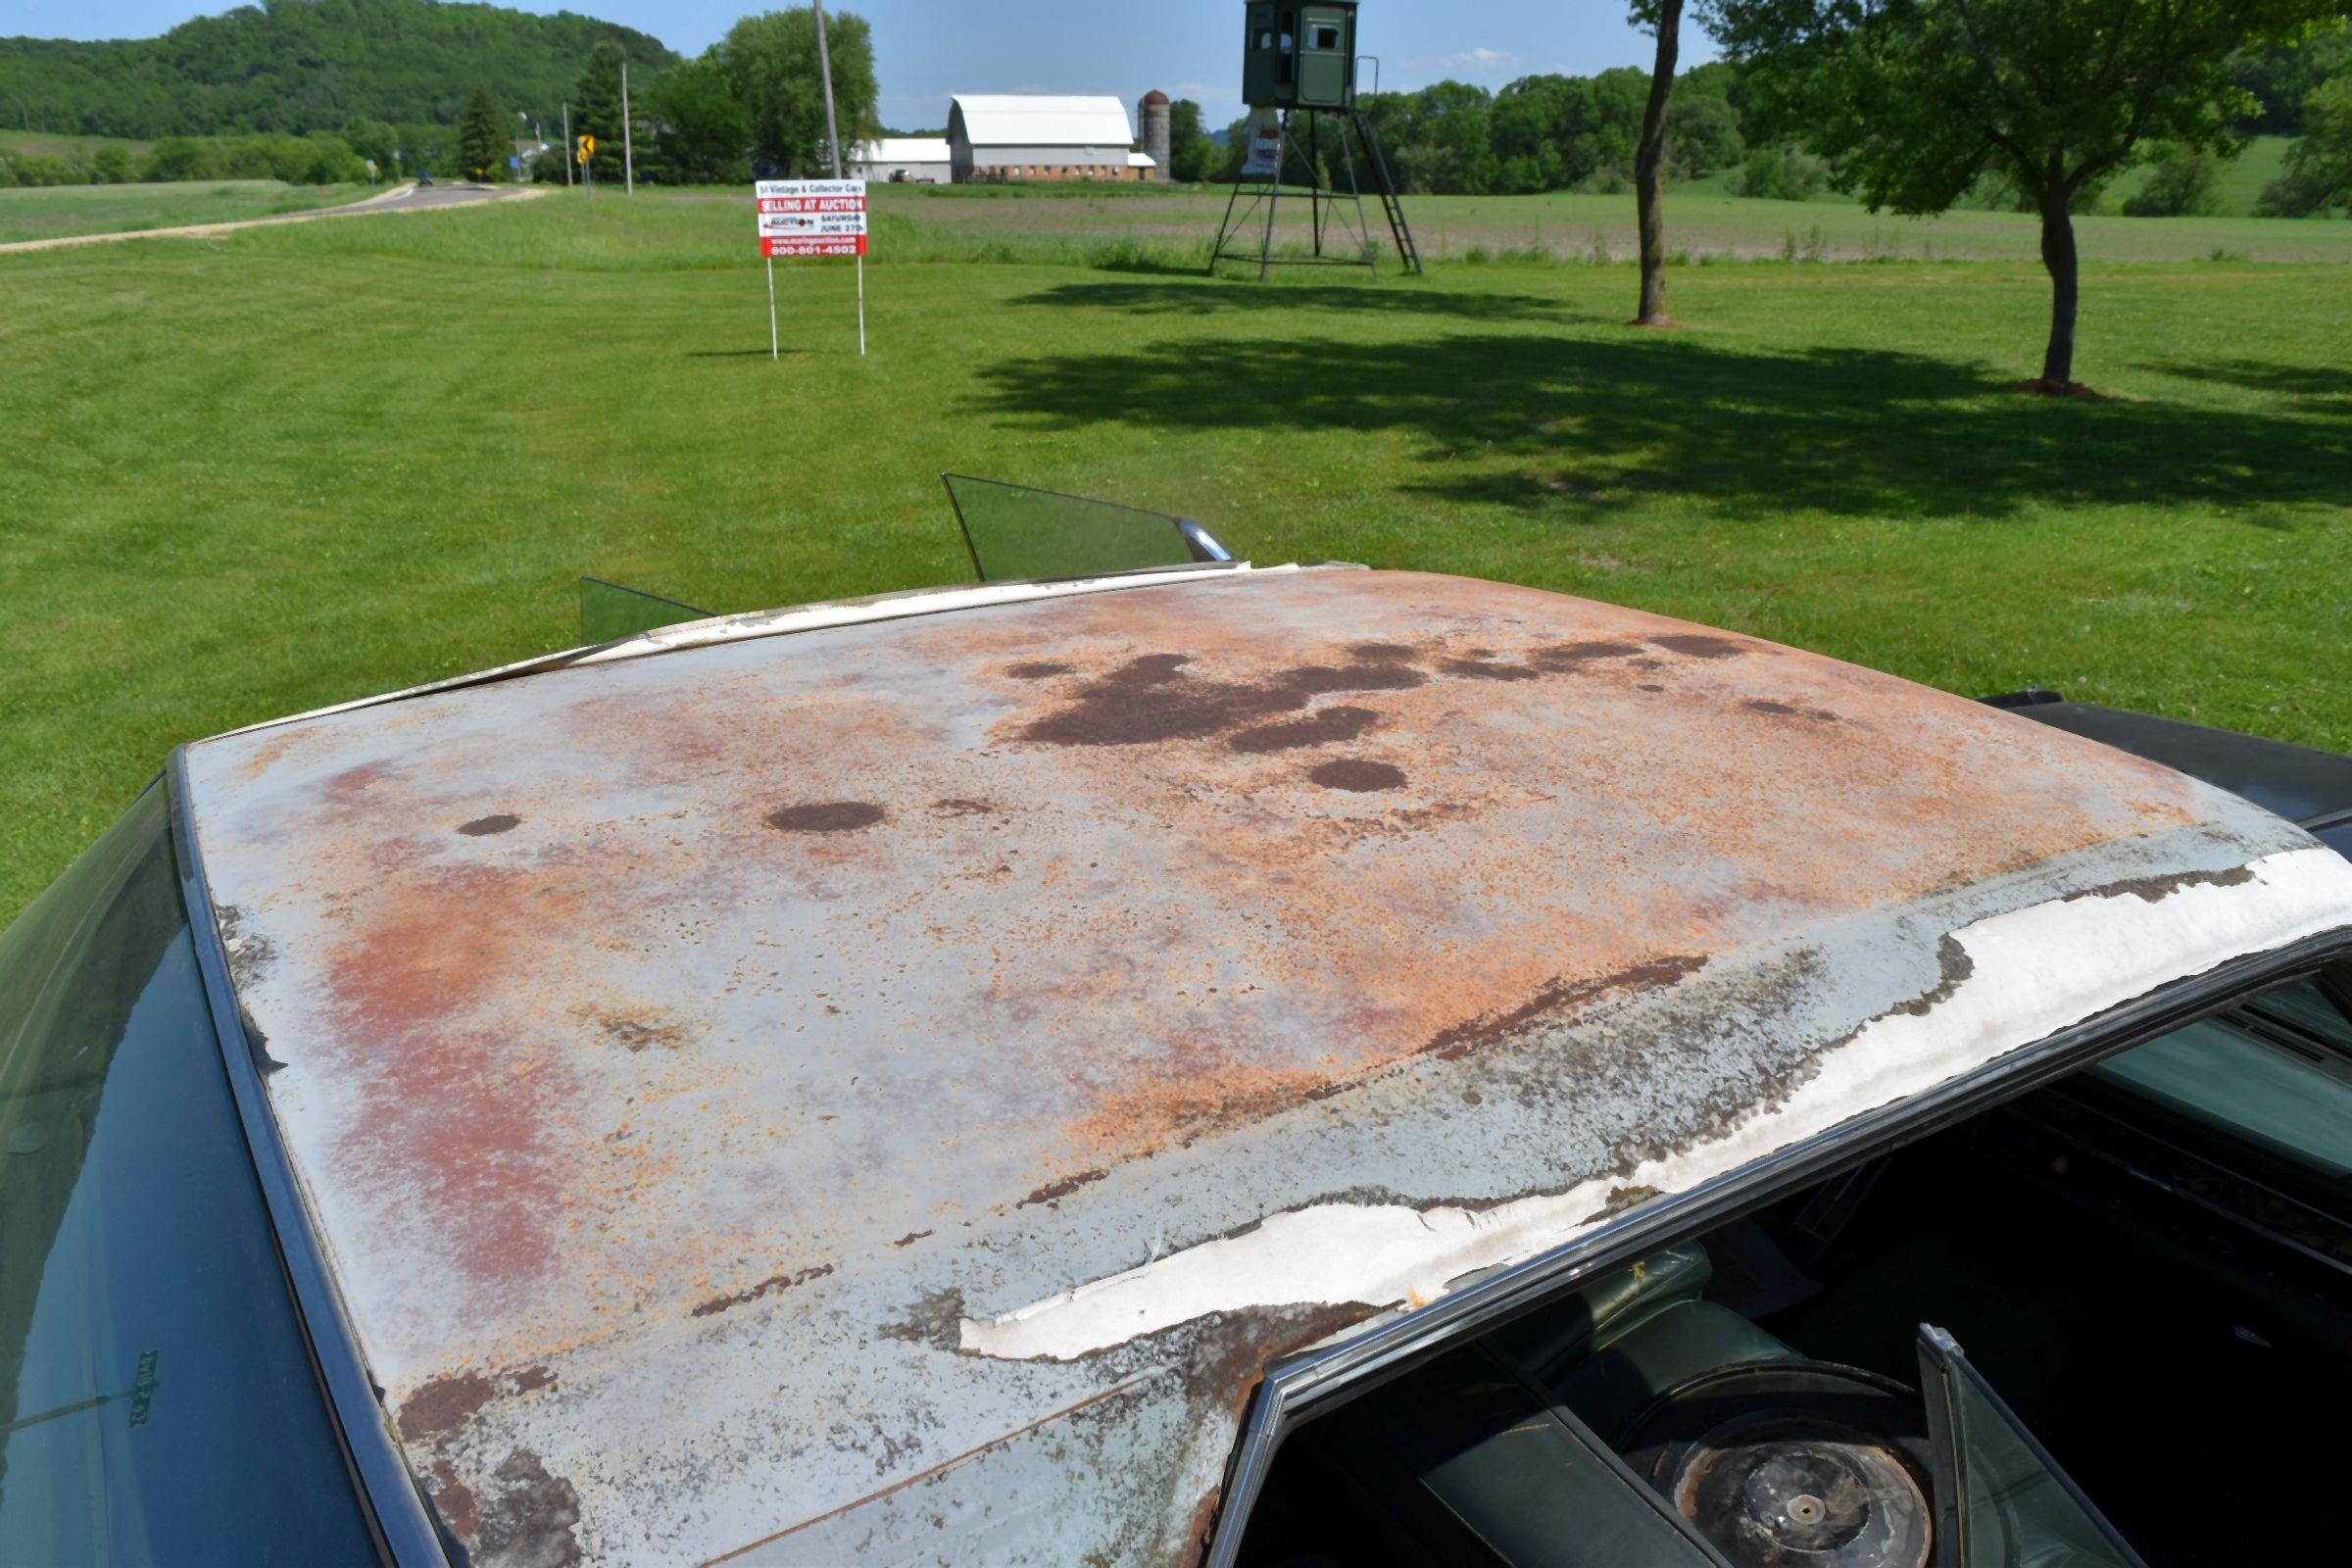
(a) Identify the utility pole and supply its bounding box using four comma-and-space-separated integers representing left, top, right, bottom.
812, 0, 844, 179
621, 59, 635, 195
562, 101, 573, 186
809, 1, 862, 356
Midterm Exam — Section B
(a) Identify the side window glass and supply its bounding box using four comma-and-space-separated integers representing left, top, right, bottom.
1917, 1326, 2147, 1568
2087, 975, 2352, 1188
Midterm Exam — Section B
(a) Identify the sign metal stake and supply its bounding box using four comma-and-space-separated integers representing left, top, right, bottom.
767, 258, 779, 362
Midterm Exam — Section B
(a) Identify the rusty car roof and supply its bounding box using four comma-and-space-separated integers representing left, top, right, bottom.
179, 566, 2352, 1566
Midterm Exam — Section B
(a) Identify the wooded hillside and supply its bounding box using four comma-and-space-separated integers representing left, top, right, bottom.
0, 0, 674, 137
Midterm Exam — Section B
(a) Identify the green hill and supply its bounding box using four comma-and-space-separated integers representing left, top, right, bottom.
0, 0, 675, 138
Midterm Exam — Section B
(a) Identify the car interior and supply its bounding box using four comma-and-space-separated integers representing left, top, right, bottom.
1232, 971, 2352, 1568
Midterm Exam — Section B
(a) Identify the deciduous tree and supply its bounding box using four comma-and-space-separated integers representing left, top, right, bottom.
1167, 98, 1216, 182
650, 58, 752, 185
2259, 73, 2352, 212
714, 7, 879, 177
1632, 0, 1687, 326
1703, 0, 2344, 388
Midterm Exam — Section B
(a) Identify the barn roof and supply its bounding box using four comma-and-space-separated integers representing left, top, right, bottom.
180, 565, 2352, 1565
854, 136, 951, 166
951, 92, 1136, 147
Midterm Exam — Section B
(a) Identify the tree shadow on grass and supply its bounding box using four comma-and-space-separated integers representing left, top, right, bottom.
1006, 279, 1584, 323
970, 331, 2351, 521
2139, 359, 2352, 403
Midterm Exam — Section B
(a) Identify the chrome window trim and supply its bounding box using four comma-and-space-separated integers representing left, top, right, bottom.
167, 748, 448, 1567
1201, 929, 2352, 1567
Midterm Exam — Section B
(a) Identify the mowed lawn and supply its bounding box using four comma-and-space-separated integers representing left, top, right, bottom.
2, 188, 2347, 918
0, 178, 376, 245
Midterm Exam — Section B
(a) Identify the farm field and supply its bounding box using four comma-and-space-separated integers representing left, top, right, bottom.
833, 175, 2352, 265
0, 127, 157, 164
0, 177, 375, 244
1, 187, 2347, 918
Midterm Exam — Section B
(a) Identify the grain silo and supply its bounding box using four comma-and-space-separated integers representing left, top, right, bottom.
1139, 89, 1171, 182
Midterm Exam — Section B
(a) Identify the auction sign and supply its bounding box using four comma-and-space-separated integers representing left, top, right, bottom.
754, 178, 868, 357
756, 178, 868, 257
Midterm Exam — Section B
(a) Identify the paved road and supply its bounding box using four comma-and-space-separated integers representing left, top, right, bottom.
0, 181, 542, 255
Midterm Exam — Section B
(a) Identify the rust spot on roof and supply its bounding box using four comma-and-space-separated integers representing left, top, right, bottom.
1020, 651, 1429, 749
1442, 655, 1544, 681
930, 797, 998, 817
889, 1229, 933, 1249
691, 1262, 836, 1319
1424, 955, 1709, 1062
766, 801, 886, 833
1533, 639, 1644, 668
426, 1460, 479, 1542
468, 1449, 581, 1568
1745, 699, 1839, 722
1003, 660, 1073, 679
581, 1010, 688, 1053
1310, 759, 1407, 792
1652, 632, 1752, 660
400, 1371, 496, 1439
1020, 1167, 1109, 1208
458, 813, 522, 837
1227, 706, 1379, 755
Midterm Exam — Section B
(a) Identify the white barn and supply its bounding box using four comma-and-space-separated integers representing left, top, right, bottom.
852, 137, 952, 184
946, 95, 1150, 182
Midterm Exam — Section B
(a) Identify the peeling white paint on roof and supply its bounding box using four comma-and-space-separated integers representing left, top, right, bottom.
959, 844, 2352, 1362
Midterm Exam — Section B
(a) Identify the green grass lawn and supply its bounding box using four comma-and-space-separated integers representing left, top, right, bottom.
2, 188, 2347, 919
0, 178, 376, 245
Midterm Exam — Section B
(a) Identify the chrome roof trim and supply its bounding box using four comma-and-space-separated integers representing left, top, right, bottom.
206, 560, 1293, 746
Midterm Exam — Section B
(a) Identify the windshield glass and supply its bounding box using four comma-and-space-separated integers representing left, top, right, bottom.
0, 787, 376, 1564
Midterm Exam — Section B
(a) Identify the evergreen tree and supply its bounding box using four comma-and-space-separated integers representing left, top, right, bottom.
455, 84, 509, 181
574, 40, 628, 184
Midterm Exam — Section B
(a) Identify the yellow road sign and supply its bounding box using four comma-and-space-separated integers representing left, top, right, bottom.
578, 134, 596, 161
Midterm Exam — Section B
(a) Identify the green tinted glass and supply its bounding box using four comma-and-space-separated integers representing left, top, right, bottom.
2089, 979, 2352, 1187
0, 788, 375, 1563
943, 473, 1232, 582
580, 577, 711, 645
1918, 1327, 2145, 1568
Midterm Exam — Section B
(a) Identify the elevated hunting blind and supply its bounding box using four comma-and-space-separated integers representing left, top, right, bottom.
1243, 2, 1359, 109
1215, 0, 1419, 279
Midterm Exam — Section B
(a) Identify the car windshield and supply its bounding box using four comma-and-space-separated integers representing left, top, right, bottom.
0, 786, 376, 1564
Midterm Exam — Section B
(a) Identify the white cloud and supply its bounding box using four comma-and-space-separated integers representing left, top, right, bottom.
1433, 46, 1518, 74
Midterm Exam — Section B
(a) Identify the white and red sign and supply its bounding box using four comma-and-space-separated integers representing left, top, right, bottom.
755, 178, 867, 257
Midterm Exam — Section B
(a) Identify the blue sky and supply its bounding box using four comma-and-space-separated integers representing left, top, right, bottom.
13, 2, 1707, 129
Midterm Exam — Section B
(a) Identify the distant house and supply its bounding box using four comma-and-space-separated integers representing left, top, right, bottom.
946, 95, 1148, 182
853, 137, 952, 184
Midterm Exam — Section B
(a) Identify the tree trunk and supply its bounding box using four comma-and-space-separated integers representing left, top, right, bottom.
1633, 0, 1684, 326
2037, 193, 2079, 385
